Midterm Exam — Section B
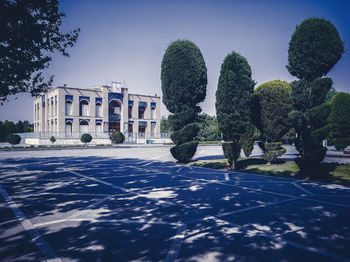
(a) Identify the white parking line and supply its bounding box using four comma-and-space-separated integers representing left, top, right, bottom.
165, 224, 187, 262
0, 184, 62, 262
292, 183, 314, 196
224, 173, 230, 181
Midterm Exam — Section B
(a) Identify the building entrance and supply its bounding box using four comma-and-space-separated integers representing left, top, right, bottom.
109, 121, 120, 133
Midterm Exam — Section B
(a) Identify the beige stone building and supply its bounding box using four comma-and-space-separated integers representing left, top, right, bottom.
30, 84, 169, 145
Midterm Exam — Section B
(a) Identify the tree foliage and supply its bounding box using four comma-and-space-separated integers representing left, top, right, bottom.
110, 131, 125, 146
328, 93, 350, 150
216, 51, 255, 169
161, 40, 207, 162
0, 0, 80, 103
50, 136, 56, 144
254, 80, 292, 142
196, 114, 221, 141
161, 40, 207, 115
286, 17, 344, 176
286, 18, 344, 81
0, 120, 33, 142
81, 133, 92, 147
7, 134, 21, 146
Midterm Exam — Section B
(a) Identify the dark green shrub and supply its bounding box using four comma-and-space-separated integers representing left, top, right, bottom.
50, 136, 56, 145
81, 133, 92, 147
263, 142, 286, 164
222, 142, 241, 170
110, 131, 125, 146
170, 123, 199, 145
7, 134, 21, 147
170, 141, 198, 163
328, 93, 350, 150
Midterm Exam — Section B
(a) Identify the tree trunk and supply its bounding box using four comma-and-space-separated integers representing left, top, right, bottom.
230, 161, 235, 171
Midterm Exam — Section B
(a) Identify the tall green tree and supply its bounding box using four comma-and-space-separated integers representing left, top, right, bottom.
161, 40, 207, 162
286, 18, 344, 176
328, 92, 350, 150
0, 0, 80, 103
216, 51, 255, 170
253, 80, 292, 163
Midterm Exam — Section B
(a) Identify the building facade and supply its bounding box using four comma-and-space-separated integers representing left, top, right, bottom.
33, 85, 162, 142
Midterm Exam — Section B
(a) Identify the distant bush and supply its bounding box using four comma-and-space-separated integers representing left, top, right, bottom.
7, 134, 21, 147
50, 136, 56, 145
263, 142, 286, 164
81, 133, 92, 147
110, 131, 125, 146
170, 141, 198, 163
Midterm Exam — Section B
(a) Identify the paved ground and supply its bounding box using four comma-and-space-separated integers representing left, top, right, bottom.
0, 146, 350, 262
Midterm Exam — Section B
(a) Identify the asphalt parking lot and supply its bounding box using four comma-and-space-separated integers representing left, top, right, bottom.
0, 146, 350, 262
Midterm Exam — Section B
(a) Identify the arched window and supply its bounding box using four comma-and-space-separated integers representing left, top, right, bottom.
151, 106, 156, 120
65, 121, 72, 137
109, 100, 121, 116
96, 122, 102, 134
65, 100, 72, 116
96, 102, 102, 117
80, 100, 89, 116
79, 120, 89, 134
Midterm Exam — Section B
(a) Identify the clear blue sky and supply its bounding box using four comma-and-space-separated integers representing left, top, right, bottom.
1, 0, 349, 122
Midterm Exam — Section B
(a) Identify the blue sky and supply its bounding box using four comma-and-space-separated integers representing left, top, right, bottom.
1, 0, 350, 122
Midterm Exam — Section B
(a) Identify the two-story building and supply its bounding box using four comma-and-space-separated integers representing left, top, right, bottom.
30, 84, 169, 145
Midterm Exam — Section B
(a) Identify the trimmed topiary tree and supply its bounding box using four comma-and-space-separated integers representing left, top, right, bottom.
81, 133, 92, 147
216, 51, 255, 170
7, 134, 21, 148
328, 92, 350, 150
161, 40, 207, 162
50, 136, 56, 145
110, 131, 125, 147
286, 17, 344, 176
253, 80, 292, 163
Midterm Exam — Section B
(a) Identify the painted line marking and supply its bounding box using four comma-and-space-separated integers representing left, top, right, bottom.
165, 224, 187, 262
216, 197, 301, 218
224, 173, 230, 181
292, 183, 314, 196
0, 184, 62, 262
33, 217, 179, 228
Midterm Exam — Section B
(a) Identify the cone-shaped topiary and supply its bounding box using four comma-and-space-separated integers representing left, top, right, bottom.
216, 51, 255, 170
161, 40, 207, 162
